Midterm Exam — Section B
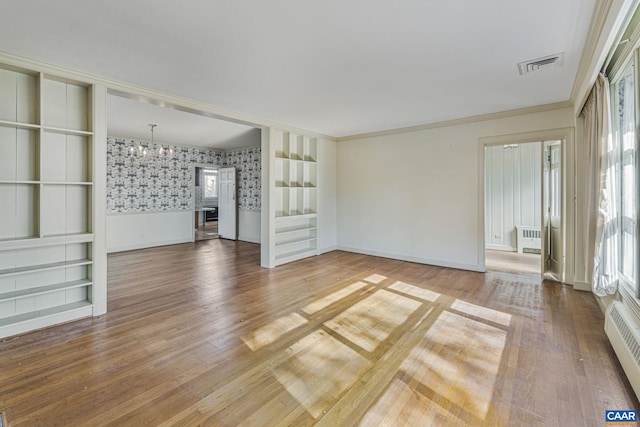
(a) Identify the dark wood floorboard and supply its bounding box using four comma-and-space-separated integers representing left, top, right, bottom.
0, 240, 637, 426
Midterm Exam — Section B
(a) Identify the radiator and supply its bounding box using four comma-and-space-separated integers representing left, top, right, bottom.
516, 226, 541, 254
605, 301, 640, 400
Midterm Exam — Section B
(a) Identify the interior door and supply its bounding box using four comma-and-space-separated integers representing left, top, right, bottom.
218, 167, 237, 240
543, 141, 563, 281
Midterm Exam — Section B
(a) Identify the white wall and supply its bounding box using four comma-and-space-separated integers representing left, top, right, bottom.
238, 209, 261, 244
318, 137, 338, 253
485, 142, 542, 251
107, 209, 261, 253
337, 107, 574, 272
107, 211, 193, 252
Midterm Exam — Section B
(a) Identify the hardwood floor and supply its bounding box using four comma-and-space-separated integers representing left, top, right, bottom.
485, 249, 541, 275
195, 220, 219, 241
0, 241, 637, 426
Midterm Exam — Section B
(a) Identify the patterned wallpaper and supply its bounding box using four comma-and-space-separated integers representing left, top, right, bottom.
226, 147, 261, 212
106, 137, 261, 213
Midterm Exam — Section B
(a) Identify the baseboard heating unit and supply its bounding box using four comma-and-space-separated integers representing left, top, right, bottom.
605, 301, 640, 399
516, 226, 541, 254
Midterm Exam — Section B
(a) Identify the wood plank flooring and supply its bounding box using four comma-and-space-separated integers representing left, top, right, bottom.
195, 220, 219, 241
0, 240, 637, 426
485, 249, 541, 275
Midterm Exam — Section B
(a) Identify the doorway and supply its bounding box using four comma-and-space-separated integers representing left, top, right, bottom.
543, 140, 563, 281
484, 141, 543, 274
195, 166, 220, 241
192, 165, 238, 242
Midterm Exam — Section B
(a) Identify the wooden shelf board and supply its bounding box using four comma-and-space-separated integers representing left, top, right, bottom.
275, 213, 317, 221
0, 279, 92, 302
0, 181, 93, 185
0, 258, 92, 278
0, 180, 40, 185
275, 225, 317, 235
42, 181, 93, 186
40, 232, 93, 240
275, 248, 318, 264
0, 300, 93, 328
275, 155, 316, 163
275, 237, 317, 249
42, 126, 93, 136
0, 233, 94, 251
0, 120, 40, 130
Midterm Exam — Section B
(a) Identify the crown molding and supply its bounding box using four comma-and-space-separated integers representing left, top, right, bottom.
0, 50, 337, 142
108, 133, 260, 153
336, 101, 573, 142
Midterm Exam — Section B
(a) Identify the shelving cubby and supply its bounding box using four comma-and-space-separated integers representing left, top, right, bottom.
271, 130, 319, 266
0, 242, 93, 325
0, 65, 39, 126
0, 60, 99, 338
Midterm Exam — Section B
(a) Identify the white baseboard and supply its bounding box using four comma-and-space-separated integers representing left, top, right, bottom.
573, 281, 592, 292
238, 235, 261, 244
485, 244, 516, 252
107, 238, 192, 253
319, 245, 338, 255
336, 246, 483, 272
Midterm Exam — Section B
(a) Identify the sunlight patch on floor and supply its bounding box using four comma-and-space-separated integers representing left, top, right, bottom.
363, 274, 387, 284
272, 329, 372, 418
450, 299, 511, 327
363, 308, 509, 424
388, 281, 441, 302
324, 289, 422, 353
241, 312, 308, 351
302, 281, 368, 315
359, 377, 452, 426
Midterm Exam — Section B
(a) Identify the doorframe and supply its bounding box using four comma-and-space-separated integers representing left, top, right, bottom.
191, 162, 223, 242
543, 140, 564, 282
477, 127, 575, 284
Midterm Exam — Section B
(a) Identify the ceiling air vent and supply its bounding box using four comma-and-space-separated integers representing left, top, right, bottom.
517, 53, 564, 75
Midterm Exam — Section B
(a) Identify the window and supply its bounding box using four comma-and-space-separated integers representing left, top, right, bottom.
612, 58, 639, 294
204, 171, 218, 199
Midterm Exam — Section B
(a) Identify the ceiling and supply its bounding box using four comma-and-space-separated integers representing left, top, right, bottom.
0, 0, 596, 138
107, 94, 259, 149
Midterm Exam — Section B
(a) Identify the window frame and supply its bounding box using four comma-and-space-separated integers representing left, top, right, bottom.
203, 170, 218, 200
610, 51, 640, 298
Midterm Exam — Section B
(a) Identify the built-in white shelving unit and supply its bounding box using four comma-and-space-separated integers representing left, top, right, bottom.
269, 130, 319, 266
0, 62, 104, 338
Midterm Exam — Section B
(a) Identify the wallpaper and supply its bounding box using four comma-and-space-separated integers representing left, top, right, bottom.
106, 137, 261, 213
225, 147, 261, 213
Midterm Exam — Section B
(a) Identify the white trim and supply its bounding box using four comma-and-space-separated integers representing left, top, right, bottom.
319, 246, 338, 255
485, 244, 516, 252
107, 209, 194, 216
571, 0, 636, 114
107, 238, 192, 254
238, 236, 261, 244
574, 281, 592, 291
619, 279, 640, 319
336, 246, 484, 273
0, 51, 336, 141
337, 102, 572, 142
478, 128, 575, 284
108, 134, 234, 152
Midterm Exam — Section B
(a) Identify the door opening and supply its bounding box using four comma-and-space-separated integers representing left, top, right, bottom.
194, 166, 220, 241
218, 167, 237, 240
543, 140, 564, 282
484, 141, 543, 275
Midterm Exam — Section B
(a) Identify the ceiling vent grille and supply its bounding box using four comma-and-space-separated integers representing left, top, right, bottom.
518, 53, 565, 75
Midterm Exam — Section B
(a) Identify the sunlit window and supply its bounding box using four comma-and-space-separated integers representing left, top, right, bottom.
203, 172, 217, 199
612, 59, 638, 292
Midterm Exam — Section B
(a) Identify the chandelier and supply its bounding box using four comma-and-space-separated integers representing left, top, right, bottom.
128, 124, 173, 161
